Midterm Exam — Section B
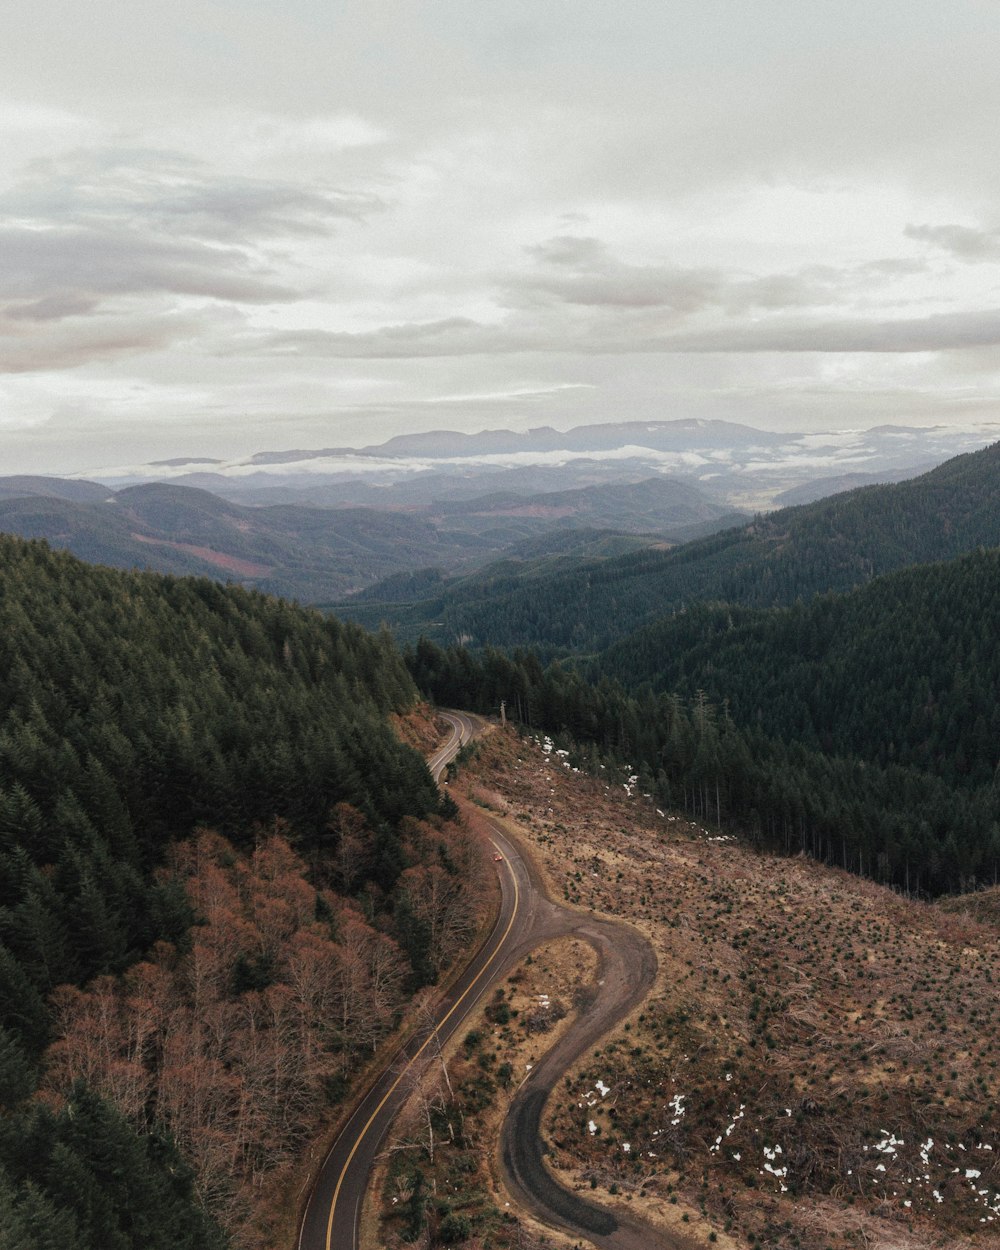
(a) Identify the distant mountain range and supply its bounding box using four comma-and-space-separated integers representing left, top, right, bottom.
244, 418, 791, 463
75, 418, 1000, 512
5, 418, 999, 606
0, 474, 735, 602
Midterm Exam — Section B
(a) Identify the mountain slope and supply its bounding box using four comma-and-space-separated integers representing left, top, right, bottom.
406, 540, 1000, 896
447, 729, 1000, 1250
0, 476, 735, 604
428, 475, 736, 535
0, 534, 471, 1246
596, 545, 1000, 788
0, 484, 489, 600
0, 475, 111, 503
367, 439, 1000, 650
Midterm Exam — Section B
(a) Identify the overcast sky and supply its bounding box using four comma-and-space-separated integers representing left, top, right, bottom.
4, 1, 1000, 473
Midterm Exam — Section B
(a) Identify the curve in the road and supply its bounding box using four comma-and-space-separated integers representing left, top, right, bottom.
486, 820, 693, 1250
427, 710, 474, 783
298, 712, 689, 1250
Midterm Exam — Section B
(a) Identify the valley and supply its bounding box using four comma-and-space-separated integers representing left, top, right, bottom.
11, 5, 1000, 1248
3, 429, 1000, 1250
2, 418, 998, 615
0, 474, 729, 603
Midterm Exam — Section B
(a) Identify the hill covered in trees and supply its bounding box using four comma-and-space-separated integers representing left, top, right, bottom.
407, 554, 1000, 899
0, 483, 486, 602
0, 535, 479, 1246
595, 546, 1000, 789
362, 439, 1000, 651
0, 475, 733, 605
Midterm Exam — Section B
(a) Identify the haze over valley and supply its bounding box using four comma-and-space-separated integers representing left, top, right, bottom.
1, 417, 997, 607
65, 416, 1000, 511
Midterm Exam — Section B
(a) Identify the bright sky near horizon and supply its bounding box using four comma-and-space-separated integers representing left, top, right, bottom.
3, 1, 1000, 473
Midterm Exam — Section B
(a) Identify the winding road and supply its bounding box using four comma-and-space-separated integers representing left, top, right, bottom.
297, 711, 691, 1250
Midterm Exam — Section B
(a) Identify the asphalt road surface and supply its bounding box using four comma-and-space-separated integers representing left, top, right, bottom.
297, 712, 695, 1250
298, 710, 518, 1250
491, 822, 697, 1250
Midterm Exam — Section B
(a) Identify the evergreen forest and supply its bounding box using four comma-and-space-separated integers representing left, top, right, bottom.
392, 443, 1000, 901
406, 545, 1000, 900
0, 535, 472, 1247
5, 438, 1000, 1245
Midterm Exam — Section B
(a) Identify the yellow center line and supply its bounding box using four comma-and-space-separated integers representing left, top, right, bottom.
325, 836, 518, 1250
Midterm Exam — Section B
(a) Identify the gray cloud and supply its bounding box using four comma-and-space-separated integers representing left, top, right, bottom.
241, 235, 943, 362
0, 145, 384, 370
243, 306, 1000, 361
4, 147, 382, 241
0, 310, 205, 373
505, 236, 853, 318
0, 226, 299, 309
905, 222, 1000, 263
510, 236, 724, 312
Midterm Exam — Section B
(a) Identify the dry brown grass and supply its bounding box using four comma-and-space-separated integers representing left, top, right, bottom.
375, 931, 599, 1250
390, 703, 451, 753
454, 727, 1000, 1250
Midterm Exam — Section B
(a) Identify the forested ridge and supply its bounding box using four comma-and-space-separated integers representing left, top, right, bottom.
0, 484, 481, 603
596, 546, 1000, 787
407, 570, 1000, 900
393, 445, 1000, 903
0, 471, 734, 606
368, 439, 1000, 652
0, 535, 478, 1247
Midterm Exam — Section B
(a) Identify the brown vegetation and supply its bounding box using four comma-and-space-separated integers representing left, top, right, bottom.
391, 704, 452, 754
44, 793, 490, 1248
44, 829, 407, 1242
377, 926, 598, 1250
447, 728, 1000, 1250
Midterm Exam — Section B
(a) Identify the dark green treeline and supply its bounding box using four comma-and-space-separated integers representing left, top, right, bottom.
365, 440, 1000, 653
0, 535, 444, 1247
597, 546, 1000, 791
407, 608, 1000, 900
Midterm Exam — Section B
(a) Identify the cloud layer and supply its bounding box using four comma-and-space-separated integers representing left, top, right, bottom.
0, 146, 380, 374
3, 1, 1000, 471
